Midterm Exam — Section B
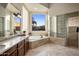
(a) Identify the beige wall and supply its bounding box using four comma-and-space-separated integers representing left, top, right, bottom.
68, 16, 79, 27
47, 14, 50, 36
0, 4, 6, 17
22, 6, 29, 34
50, 16, 57, 37
31, 31, 48, 36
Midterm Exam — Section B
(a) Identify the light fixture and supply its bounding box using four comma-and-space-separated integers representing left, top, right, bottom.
13, 13, 21, 17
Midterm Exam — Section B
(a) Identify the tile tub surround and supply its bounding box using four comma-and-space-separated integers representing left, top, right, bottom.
29, 36, 50, 49
28, 36, 66, 49
0, 35, 29, 55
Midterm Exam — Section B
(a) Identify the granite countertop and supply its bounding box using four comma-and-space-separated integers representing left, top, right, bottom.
0, 34, 19, 42
0, 35, 29, 55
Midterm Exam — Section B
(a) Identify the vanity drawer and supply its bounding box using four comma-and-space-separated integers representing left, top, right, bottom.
18, 40, 24, 47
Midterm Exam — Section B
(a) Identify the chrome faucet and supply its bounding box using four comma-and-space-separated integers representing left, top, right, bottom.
40, 35, 43, 38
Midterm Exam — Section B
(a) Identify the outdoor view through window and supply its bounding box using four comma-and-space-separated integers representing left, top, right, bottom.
32, 14, 45, 31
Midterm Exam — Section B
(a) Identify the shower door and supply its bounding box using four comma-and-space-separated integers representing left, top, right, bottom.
67, 16, 79, 48
67, 26, 78, 47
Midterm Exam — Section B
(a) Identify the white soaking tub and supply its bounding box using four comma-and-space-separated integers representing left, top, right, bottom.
29, 36, 50, 49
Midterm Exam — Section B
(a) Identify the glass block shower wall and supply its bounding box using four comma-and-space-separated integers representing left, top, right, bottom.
56, 14, 67, 38
50, 12, 78, 38
56, 12, 78, 38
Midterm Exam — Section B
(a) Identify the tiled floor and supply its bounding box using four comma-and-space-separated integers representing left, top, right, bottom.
26, 43, 79, 56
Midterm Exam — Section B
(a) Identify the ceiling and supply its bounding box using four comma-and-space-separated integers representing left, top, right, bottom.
12, 3, 23, 11
24, 3, 48, 12
7, 3, 48, 13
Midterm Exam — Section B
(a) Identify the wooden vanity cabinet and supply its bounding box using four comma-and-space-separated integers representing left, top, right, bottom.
17, 40, 25, 56
25, 37, 29, 53
3, 45, 17, 56
2, 40, 25, 56
0, 37, 29, 56
17, 38, 29, 56
10, 50, 17, 56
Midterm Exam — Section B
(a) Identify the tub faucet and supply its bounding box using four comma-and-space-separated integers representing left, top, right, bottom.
40, 35, 43, 38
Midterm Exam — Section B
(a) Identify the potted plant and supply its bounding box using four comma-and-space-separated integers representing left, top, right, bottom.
22, 31, 26, 36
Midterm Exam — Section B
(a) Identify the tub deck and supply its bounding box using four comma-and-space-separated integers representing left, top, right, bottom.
29, 36, 50, 49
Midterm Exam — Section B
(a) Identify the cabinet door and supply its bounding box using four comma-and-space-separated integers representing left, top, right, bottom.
25, 38, 29, 53
18, 40, 25, 56
18, 45, 25, 56
25, 41, 29, 52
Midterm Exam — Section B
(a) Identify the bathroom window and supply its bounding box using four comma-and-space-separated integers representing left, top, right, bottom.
32, 14, 46, 31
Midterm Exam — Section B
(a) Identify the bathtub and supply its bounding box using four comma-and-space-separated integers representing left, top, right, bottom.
29, 36, 50, 49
